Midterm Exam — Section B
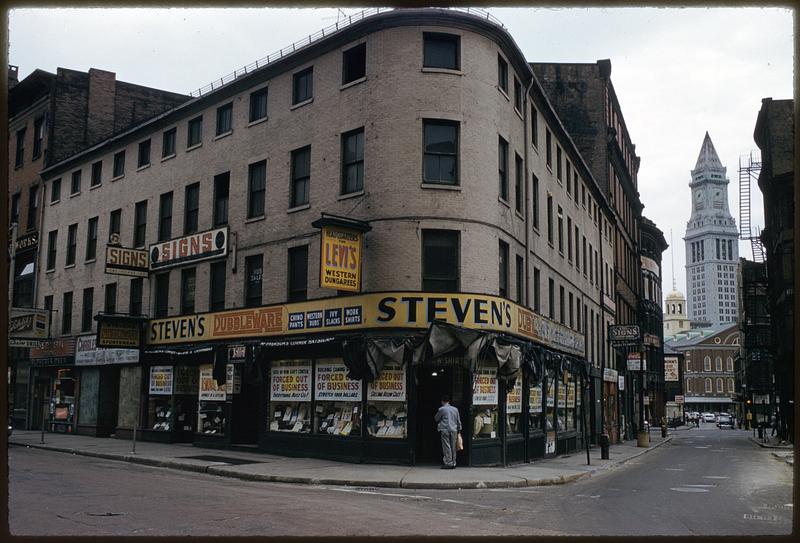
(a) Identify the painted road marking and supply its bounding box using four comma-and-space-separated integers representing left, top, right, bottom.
670, 487, 710, 493
665, 468, 684, 471
683, 484, 716, 488
694, 446, 710, 449
702, 476, 730, 479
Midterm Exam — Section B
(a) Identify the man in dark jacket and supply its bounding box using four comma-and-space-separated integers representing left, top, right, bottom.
434, 395, 462, 469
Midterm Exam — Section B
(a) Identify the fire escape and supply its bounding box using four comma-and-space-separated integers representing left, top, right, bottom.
738, 152, 765, 262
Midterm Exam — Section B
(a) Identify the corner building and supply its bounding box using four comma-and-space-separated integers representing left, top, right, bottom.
35, 8, 614, 466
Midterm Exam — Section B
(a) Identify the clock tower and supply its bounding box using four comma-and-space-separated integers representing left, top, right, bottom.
683, 132, 740, 326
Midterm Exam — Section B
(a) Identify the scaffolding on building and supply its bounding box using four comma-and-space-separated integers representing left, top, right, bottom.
738, 152, 766, 262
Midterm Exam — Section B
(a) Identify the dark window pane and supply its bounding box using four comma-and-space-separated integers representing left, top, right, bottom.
249, 88, 268, 122
292, 67, 313, 104
129, 278, 143, 315
86, 217, 98, 261
66, 224, 77, 266
423, 121, 458, 185
342, 43, 366, 84
184, 182, 200, 234
423, 33, 459, 70
209, 261, 226, 311
248, 161, 266, 218
82, 288, 94, 332
104, 283, 117, 314
188, 116, 203, 147
62, 292, 73, 333
155, 273, 169, 317
214, 172, 230, 226
51, 178, 61, 203
290, 147, 311, 207
422, 230, 459, 292
134, 200, 147, 248
216, 103, 232, 135
341, 128, 364, 194
162, 128, 176, 157
137, 140, 151, 167
113, 151, 125, 177
181, 268, 196, 314
245, 255, 263, 307
159, 192, 173, 241
288, 246, 308, 302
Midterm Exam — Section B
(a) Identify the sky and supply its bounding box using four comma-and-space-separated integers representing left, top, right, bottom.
8, 6, 794, 305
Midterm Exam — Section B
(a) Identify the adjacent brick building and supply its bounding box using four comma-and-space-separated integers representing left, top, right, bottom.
24, 9, 636, 465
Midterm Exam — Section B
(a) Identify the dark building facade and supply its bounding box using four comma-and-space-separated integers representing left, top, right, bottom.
754, 97, 794, 443
530, 60, 645, 443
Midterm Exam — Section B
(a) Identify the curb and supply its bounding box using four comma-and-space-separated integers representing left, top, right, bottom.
749, 437, 794, 450
10, 437, 665, 490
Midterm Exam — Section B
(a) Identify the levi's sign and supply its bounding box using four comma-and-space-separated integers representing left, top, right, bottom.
149, 227, 228, 270
320, 226, 362, 292
147, 292, 585, 356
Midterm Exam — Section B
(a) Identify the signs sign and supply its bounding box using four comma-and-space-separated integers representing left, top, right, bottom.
367, 365, 406, 401
664, 357, 679, 381
472, 366, 498, 405
270, 364, 312, 401
320, 225, 363, 292
97, 319, 140, 349
14, 231, 38, 252
9, 307, 50, 346
609, 324, 640, 345
147, 291, 585, 356
314, 360, 362, 401
149, 366, 174, 395
106, 245, 149, 277
30, 337, 75, 366
149, 226, 228, 271
75, 334, 139, 365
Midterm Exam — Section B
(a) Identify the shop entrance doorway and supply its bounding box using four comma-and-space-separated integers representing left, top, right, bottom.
30, 376, 51, 431
414, 365, 466, 465
231, 378, 259, 445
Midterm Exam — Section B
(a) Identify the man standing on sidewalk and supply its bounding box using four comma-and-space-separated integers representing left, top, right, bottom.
434, 395, 461, 469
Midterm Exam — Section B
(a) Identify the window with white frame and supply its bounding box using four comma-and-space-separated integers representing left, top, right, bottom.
704, 378, 712, 393
703, 356, 711, 371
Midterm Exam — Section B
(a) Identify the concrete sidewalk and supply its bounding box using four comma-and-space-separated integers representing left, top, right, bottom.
9, 430, 671, 489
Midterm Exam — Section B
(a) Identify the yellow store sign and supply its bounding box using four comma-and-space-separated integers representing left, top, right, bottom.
320, 226, 363, 292
147, 292, 585, 356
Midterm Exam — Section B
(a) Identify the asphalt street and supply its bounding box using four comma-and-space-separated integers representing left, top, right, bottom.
9, 424, 793, 536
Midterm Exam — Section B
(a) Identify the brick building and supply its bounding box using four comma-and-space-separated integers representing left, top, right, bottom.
28, 8, 620, 465
7, 65, 190, 428
530, 60, 647, 443
754, 97, 794, 443
665, 324, 739, 414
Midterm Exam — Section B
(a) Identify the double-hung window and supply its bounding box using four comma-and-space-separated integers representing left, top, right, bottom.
112, 151, 125, 178
91, 161, 103, 186
498, 136, 509, 201
247, 161, 266, 218
216, 103, 233, 135
421, 230, 459, 292
184, 182, 200, 234
497, 54, 508, 93
158, 192, 173, 241
290, 147, 311, 208
342, 43, 367, 83
249, 88, 268, 122
187, 116, 203, 147
213, 172, 230, 226
137, 140, 151, 168
162, 127, 176, 157
423, 120, 458, 185
341, 128, 364, 194
292, 67, 313, 105
423, 33, 459, 70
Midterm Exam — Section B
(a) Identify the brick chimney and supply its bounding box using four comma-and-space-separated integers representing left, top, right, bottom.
8, 64, 19, 88
86, 68, 117, 144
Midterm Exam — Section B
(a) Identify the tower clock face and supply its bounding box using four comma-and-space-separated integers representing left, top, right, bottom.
695, 192, 702, 200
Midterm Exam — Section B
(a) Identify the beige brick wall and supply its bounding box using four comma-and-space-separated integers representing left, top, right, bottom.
37, 19, 613, 349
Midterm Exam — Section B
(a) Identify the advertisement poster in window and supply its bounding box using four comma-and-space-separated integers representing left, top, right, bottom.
198, 364, 226, 401
507, 379, 522, 414
546, 379, 555, 407
367, 364, 406, 401
472, 366, 498, 405
529, 384, 542, 413
314, 360, 362, 401
149, 366, 174, 395
270, 364, 311, 401
558, 383, 566, 408
225, 363, 241, 395
664, 357, 679, 382
174, 365, 199, 395
567, 382, 576, 408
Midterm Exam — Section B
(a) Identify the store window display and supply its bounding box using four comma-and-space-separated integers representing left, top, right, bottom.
314, 359, 362, 436
505, 377, 523, 435
528, 382, 543, 432
366, 364, 407, 438
198, 363, 227, 435
545, 370, 556, 432
148, 365, 174, 431
50, 368, 76, 427
471, 362, 498, 439
557, 374, 566, 431
565, 371, 575, 431
269, 359, 312, 433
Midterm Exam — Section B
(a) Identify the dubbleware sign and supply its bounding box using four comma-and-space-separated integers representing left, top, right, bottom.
147, 291, 585, 356
149, 226, 228, 270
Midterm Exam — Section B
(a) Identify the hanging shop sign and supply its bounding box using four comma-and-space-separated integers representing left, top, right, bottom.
75, 334, 139, 365
319, 225, 363, 292
529, 384, 543, 414
149, 366, 174, 395
14, 230, 39, 252
674, 395, 684, 404
664, 357, 679, 381
105, 245, 149, 277
270, 364, 312, 401
507, 380, 522, 414
557, 383, 567, 408
367, 364, 406, 401
97, 319, 140, 349
567, 382, 576, 408
602, 367, 618, 382
626, 352, 647, 371
30, 337, 75, 366
472, 366, 498, 405
8, 307, 50, 347
228, 344, 246, 361
314, 360, 362, 401
609, 324, 640, 346
149, 226, 228, 271
198, 364, 226, 401
618, 375, 625, 391
147, 291, 584, 356
643, 333, 661, 348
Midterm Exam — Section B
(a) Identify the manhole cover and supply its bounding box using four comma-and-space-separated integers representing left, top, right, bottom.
179, 455, 263, 465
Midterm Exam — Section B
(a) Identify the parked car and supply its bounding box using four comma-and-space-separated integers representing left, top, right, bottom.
717, 414, 734, 429
703, 412, 716, 423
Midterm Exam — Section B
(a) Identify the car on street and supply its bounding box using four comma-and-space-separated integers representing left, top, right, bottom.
717, 414, 734, 429
702, 412, 716, 423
